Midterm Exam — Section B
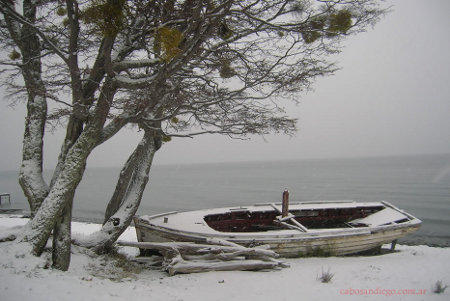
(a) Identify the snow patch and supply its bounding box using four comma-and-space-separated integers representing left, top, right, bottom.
0, 216, 449, 301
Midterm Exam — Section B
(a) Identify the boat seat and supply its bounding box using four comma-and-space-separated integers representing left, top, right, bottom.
349, 207, 409, 227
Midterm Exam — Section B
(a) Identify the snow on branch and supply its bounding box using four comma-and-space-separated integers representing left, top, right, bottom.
113, 59, 160, 72
113, 74, 157, 89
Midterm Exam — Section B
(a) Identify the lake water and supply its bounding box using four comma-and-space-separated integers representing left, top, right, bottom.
1, 154, 449, 247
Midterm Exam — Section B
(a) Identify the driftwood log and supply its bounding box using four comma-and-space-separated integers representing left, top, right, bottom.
117, 240, 289, 276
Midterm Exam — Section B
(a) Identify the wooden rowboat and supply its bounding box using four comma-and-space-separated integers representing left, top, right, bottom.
133, 200, 421, 257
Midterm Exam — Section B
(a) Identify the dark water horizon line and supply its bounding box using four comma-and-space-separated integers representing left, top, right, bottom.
55, 151, 450, 172
124, 151, 450, 168
2, 152, 449, 174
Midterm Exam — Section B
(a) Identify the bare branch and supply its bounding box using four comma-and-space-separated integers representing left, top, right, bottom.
0, 3, 68, 63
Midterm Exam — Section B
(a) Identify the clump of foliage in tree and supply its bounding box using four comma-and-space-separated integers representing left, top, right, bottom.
82, 0, 128, 36
155, 27, 183, 61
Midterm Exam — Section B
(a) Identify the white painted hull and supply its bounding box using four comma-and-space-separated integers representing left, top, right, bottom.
134, 201, 421, 257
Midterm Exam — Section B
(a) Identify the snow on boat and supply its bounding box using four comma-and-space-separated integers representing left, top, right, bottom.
133, 200, 421, 257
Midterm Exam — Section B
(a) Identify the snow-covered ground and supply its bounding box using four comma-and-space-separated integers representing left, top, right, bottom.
0, 215, 449, 301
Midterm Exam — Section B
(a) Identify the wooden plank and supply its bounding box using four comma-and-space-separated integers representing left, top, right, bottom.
275, 215, 307, 232
271, 203, 308, 232
0, 193, 11, 205
282, 190, 289, 217
274, 220, 304, 231
289, 218, 308, 232
270, 203, 282, 213
381, 201, 416, 221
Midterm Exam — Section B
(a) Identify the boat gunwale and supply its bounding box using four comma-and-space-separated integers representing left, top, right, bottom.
135, 201, 421, 239
134, 215, 421, 242
133, 201, 422, 257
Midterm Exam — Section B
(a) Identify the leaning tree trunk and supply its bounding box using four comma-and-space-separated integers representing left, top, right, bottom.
16, 80, 113, 258
50, 118, 84, 270
75, 128, 159, 253
51, 189, 75, 270
17, 136, 91, 257
103, 145, 140, 223
49, 0, 85, 266
4, 0, 49, 217
49, 29, 116, 269
18, 80, 49, 217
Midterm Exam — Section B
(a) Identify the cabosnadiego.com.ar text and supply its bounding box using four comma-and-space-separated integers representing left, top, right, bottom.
340, 288, 427, 296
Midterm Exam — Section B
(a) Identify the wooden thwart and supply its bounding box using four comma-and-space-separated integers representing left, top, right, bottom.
271, 203, 308, 232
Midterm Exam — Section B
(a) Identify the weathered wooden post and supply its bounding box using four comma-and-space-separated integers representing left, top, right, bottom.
282, 189, 289, 217
0, 193, 11, 206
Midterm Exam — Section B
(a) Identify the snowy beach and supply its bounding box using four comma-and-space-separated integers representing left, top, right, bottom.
1, 216, 449, 301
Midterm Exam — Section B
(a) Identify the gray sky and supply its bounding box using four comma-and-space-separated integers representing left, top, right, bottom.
1, 0, 449, 171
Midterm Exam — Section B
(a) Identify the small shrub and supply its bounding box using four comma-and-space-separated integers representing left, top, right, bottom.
433, 280, 448, 294
85, 248, 143, 281
318, 267, 334, 283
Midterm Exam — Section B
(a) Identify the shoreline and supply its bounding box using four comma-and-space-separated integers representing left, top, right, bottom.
1, 212, 449, 249
1, 215, 449, 301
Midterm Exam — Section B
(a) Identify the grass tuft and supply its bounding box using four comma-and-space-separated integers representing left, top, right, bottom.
317, 267, 334, 283
433, 280, 448, 294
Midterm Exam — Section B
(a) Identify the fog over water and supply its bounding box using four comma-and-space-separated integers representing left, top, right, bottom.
0, 0, 449, 170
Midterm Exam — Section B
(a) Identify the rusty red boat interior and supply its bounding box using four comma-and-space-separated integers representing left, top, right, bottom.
203, 205, 389, 232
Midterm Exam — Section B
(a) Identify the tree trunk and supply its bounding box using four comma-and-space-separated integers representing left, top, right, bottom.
76, 129, 158, 253
18, 92, 49, 217
48, 21, 119, 268
50, 117, 84, 271
17, 80, 113, 256
3, 0, 50, 217
3, 0, 74, 269
51, 192, 74, 271
103, 147, 139, 223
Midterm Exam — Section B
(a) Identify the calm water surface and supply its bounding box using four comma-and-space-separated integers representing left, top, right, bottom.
1, 154, 449, 247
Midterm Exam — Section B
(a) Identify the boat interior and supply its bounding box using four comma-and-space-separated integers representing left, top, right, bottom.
203, 205, 396, 232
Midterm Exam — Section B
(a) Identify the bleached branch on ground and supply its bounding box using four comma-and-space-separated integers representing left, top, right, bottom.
117, 240, 288, 276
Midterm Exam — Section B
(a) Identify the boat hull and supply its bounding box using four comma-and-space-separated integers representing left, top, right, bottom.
134, 201, 421, 257
135, 221, 420, 257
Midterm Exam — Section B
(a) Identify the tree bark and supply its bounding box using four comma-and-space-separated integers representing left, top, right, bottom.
49, 111, 84, 271
76, 128, 158, 253
103, 148, 139, 223
17, 79, 114, 256
3, 0, 50, 217
18, 90, 49, 217
47, 16, 119, 266
51, 191, 74, 271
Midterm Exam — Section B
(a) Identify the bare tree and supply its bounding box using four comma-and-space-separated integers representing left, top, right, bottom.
0, 0, 385, 270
